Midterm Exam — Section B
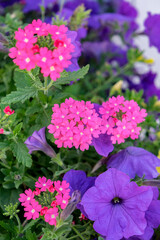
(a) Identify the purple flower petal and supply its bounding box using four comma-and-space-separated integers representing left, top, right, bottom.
91, 134, 114, 157
107, 146, 160, 179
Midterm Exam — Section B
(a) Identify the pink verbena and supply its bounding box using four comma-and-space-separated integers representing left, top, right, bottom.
3, 106, 14, 115
99, 96, 147, 144
19, 176, 70, 226
48, 98, 102, 151
0, 128, 4, 134
9, 19, 75, 81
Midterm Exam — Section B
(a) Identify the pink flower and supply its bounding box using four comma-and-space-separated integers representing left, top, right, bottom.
8, 20, 76, 81
55, 193, 70, 209
19, 189, 34, 206
24, 199, 41, 220
3, 106, 14, 115
100, 96, 147, 144
48, 98, 102, 151
44, 207, 59, 226
54, 180, 70, 195
35, 176, 53, 191
0, 128, 4, 134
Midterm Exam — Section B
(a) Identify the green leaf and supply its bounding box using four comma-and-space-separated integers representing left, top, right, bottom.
13, 122, 23, 136
53, 65, 89, 87
14, 69, 33, 89
50, 153, 63, 167
98, 237, 104, 240
0, 220, 17, 235
0, 187, 22, 211
23, 219, 39, 232
0, 142, 9, 149
1, 87, 37, 104
25, 229, 37, 240
11, 141, 32, 168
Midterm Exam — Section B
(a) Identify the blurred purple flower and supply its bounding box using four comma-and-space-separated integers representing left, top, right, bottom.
0, 0, 20, 7
63, 169, 96, 215
107, 146, 160, 179
118, 1, 138, 19
25, 127, 56, 158
65, 30, 81, 72
81, 168, 153, 239
144, 12, 160, 52
23, 0, 56, 12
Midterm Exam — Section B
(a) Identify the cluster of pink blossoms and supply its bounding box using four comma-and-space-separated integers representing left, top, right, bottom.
19, 177, 70, 226
0, 106, 14, 135
9, 19, 75, 81
99, 96, 147, 144
48, 98, 102, 151
48, 96, 147, 149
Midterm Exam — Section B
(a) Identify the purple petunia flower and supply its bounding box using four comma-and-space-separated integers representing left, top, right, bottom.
81, 168, 153, 240
107, 146, 160, 179
144, 12, 160, 52
63, 169, 96, 215
23, 0, 56, 12
65, 30, 81, 72
24, 127, 56, 158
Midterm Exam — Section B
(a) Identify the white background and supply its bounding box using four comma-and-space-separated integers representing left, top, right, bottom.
126, 0, 160, 87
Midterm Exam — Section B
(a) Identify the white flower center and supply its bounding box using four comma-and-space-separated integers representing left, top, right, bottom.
25, 57, 30, 63
24, 38, 29, 43
80, 132, 83, 135
56, 32, 59, 35
123, 126, 126, 129
27, 197, 30, 200
131, 129, 134, 132
50, 66, 55, 71
59, 187, 63, 191
59, 56, 63, 61
90, 128, 93, 132
62, 200, 66, 203
51, 214, 55, 218
76, 112, 79, 115
31, 209, 35, 213
42, 57, 47, 62
36, 27, 40, 30
117, 134, 120, 138
70, 137, 73, 140
56, 126, 59, 129
106, 124, 109, 128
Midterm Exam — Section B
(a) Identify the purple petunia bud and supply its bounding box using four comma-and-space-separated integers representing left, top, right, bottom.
60, 190, 81, 221
25, 127, 56, 158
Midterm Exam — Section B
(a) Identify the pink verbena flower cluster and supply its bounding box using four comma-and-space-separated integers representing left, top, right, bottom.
99, 96, 147, 144
9, 19, 75, 81
48, 98, 102, 151
0, 106, 14, 134
19, 176, 70, 226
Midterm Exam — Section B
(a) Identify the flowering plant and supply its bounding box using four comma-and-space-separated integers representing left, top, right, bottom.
0, 1, 160, 240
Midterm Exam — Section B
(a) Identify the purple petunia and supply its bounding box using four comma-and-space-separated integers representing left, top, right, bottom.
23, 0, 56, 13
24, 127, 56, 158
107, 146, 160, 179
63, 169, 96, 215
144, 12, 160, 52
81, 168, 154, 240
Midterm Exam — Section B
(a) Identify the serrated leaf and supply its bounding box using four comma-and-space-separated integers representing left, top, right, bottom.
0, 142, 9, 149
25, 229, 37, 240
11, 141, 32, 168
53, 65, 89, 87
1, 87, 37, 104
14, 69, 33, 89
0, 220, 17, 235
13, 122, 23, 136
23, 219, 39, 232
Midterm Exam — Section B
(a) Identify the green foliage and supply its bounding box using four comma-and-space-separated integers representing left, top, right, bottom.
69, 4, 91, 30
11, 141, 32, 168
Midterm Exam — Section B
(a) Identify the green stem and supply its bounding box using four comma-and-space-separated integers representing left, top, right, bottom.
68, 235, 79, 240
86, 63, 132, 98
0, 161, 10, 169
71, 226, 85, 240
47, 80, 53, 91
15, 214, 21, 233
8, 126, 17, 143
44, 77, 48, 95
27, 71, 36, 82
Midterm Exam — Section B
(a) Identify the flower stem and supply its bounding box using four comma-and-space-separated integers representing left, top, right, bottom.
15, 214, 21, 233
71, 226, 85, 240
86, 63, 132, 98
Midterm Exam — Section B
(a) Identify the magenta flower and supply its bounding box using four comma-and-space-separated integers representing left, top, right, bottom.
81, 168, 153, 240
35, 176, 53, 191
44, 207, 59, 226
107, 146, 160, 179
55, 194, 70, 209
3, 106, 14, 115
25, 127, 56, 158
24, 200, 42, 220
54, 180, 70, 195
19, 189, 34, 206
48, 98, 102, 151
